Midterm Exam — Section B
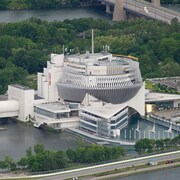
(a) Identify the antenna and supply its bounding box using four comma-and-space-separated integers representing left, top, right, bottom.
92, 29, 94, 54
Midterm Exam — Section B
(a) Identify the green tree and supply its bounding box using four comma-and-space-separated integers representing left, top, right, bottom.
34, 144, 45, 154
55, 151, 69, 169
8, 0, 28, 9
17, 157, 28, 169
0, 160, 7, 170
155, 139, 164, 150
4, 156, 16, 170
134, 138, 154, 154
0, 0, 9, 10
159, 61, 180, 77
26, 146, 32, 157
66, 149, 76, 162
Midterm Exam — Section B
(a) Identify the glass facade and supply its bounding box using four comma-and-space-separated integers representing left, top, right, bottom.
111, 117, 128, 129
69, 103, 79, 109
80, 108, 128, 137
80, 122, 97, 132
56, 112, 68, 119
97, 119, 111, 137
36, 108, 54, 118
34, 107, 69, 119
155, 101, 173, 110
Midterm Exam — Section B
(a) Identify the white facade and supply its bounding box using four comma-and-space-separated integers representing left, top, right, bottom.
0, 100, 19, 118
0, 52, 146, 135
33, 102, 79, 129
37, 54, 64, 102
8, 84, 34, 122
79, 83, 145, 137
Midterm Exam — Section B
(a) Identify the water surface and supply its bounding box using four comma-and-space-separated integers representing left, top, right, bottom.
0, 119, 80, 160
0, 7, 111, 23
115, 167, 180, 180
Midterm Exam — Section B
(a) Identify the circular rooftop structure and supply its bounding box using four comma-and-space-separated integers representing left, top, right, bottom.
57, 53, 143, 104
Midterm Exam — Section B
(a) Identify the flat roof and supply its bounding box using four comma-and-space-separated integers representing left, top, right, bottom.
66, 53, 131, 66
0, 95, 8, 101
34, 94, 44, 100
9, 84, 33, 90
153, 109, 180, 120
81, 104, 126, 119
150, 77, 180, 90
145, 92, 180, 102
35, 102, 70, 113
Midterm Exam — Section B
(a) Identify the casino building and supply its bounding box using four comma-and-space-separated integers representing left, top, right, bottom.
35, 52, 145, 137
0, 50, 145, 138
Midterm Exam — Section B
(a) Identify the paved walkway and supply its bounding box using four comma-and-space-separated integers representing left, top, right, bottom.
83, 162, 180, 180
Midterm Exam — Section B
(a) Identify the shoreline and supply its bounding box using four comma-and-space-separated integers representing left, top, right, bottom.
0, 4, 104, 11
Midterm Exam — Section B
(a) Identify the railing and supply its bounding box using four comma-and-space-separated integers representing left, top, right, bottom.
30, 148, 180, 176
102, 0, 180, 23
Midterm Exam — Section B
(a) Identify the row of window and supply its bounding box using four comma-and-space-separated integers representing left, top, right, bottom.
67, 64, 86, 70
34, 107, 69, 119
81, 117, 97, 125
81, 111, 101, 118
113, 107, 128, 117
69, 103, 79, 109
35, 107, 54, 118
111, 113, 128, 125
80, 122, 97, 132
111, 117, 127, 129
56, 112, 68, 119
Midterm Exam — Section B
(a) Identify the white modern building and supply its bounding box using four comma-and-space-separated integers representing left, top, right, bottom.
0, 51, 145, 138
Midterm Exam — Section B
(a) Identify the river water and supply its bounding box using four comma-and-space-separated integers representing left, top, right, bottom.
0, 5, 180, 178
0, 5, 179, 23
0, 6, 111, 23
0, 119, 80, 160
115, 167, 180, 180
163, 4, 180, 12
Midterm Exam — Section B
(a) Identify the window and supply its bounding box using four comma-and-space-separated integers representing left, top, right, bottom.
36, 108, 54, 118
56, 112, 68, 119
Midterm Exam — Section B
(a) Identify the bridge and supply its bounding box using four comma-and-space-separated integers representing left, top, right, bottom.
99, 0, 180, 23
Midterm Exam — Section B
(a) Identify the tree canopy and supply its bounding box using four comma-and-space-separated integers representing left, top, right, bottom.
0, 143, 126, 172
0, 17, 179, 93
135, 135, 180, 154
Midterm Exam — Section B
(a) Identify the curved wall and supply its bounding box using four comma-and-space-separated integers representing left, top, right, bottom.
57, 71, 143, 104
0, 100, 19, 118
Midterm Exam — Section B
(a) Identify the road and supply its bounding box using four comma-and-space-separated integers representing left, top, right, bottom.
31, 151, 180, 180
101, 0, 180, 23
125, 0, 180, 23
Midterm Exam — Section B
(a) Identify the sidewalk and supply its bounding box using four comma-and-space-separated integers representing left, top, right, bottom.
84, 162, 180, 180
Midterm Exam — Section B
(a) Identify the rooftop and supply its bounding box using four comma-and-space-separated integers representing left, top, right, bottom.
0, 95, 8, 101
35, 102, 70, 113
66, 52, 131, 66
81, 104, 126, 119
150, 77, 180, 90
153, 108, 180, 120
9, 84, 33, 91
145, 92, 180, 102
